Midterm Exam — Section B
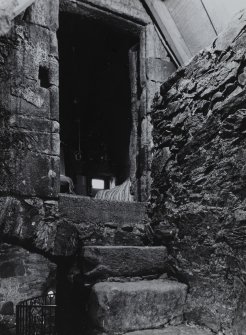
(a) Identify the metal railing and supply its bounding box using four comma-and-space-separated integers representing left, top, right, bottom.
16, 293, 57, 335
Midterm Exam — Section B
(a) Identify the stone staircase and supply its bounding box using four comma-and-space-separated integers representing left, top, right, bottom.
59, 196, 213, 334
82, 246, 213, 335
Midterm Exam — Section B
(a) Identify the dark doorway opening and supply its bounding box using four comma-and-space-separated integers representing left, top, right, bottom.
58, 12, 138, 196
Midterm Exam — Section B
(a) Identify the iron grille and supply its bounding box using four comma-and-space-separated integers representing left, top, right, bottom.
16, 293, 57, 335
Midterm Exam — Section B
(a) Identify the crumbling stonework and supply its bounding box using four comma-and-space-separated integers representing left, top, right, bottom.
0, 243, 55, 328
0, 0, 59, 198
0, 0, 82, 258
150, 9, 246, 334
0, 1, 61, 330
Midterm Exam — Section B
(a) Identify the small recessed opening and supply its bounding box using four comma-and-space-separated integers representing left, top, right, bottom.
92, 179, 105, 190
39, 66, 50, 88
58, 13, 138, 197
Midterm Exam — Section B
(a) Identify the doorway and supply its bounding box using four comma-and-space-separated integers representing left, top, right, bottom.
58, 12, 139, 197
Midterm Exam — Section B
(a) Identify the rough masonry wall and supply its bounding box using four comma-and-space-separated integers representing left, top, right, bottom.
0, 0, 59, 198
132, 23, 176, 201
0, 243, 56, 331
0, 1, 60, 331
150, 10, 246, 335
0, 0, 80, 258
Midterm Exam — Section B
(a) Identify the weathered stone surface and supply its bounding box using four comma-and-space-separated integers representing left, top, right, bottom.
59, 194, 149, 246
89, 280, 187, 333
0, 197, 79, 258
146, 58, 176, 83
25, 0, 59, 32
0, 4, 59, 199
0, 149, 59, 197
0, 194, 148, 261
0, 5, 59, 329
0, 260, 25, 278
82, 246, 167, 279
121, 324, 213, 335
61, 0, 151, 25
0, 243, 56, 316
150, 7, 246, 333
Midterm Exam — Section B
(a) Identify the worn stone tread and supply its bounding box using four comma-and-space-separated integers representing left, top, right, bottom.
124, 324, 213, 335
82, 246, 167, 279
89, 280, 187, 333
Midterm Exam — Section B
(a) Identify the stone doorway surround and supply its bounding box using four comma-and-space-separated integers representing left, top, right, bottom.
59, 0, 176, 202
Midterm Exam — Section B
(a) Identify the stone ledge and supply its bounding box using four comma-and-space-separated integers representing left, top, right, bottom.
92, 324, 213, 335
82, 246, 167, 280
121, 324, 213, 335
59, 194, 148, 246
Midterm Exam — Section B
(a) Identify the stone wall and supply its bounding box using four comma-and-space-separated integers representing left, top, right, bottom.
0, 0, 63, 254
59, 194, 148, 246
0, 243, 55, 332
0, 0, 59, 198
150, 9, 246, 335
0, 1, 60, 331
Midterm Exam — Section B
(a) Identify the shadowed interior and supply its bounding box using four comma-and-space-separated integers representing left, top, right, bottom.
58, 12, 138, 196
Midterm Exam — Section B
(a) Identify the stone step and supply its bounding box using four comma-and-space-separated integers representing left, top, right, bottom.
120, 324, 213, 335
82, 246, 167, 280
89, 279, 187, 334
59, 194, 148, 246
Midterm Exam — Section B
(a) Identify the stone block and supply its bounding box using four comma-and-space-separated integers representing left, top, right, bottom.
0, 243, 56, 311
15, 25, 52, 78
82, 246, 167, 279
146, 80, 161, 112
8, 130, 59, 156
50, 31, 59, 56
79, 0, 151, 24
0, 197, 79, 258
18, 131, 60, 156
59, 195, 148, 245
0, 261, 25, 278
89, 280, 187, 333
146, 58, 176, 83
50, 86, 59, 121
11, 115, 59, 133
145, 24, 168, 59
48, 56, 59, 87
26, 0, 59, 32
0, 147, 59, 197
121, 324, 213, 335
15, 152, 59, 197
11, 86, 51, 118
